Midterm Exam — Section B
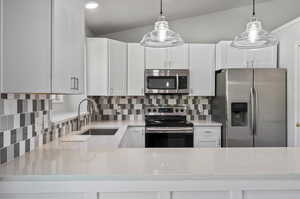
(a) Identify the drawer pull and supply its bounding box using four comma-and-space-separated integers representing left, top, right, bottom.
204, 130, 213, 134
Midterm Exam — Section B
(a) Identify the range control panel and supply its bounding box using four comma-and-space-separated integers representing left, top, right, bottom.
145, 106, 187, 116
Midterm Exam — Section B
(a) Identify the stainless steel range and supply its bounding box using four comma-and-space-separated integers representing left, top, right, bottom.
145, 106, 194, 148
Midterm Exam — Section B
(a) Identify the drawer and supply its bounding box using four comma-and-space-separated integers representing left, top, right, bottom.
194, 127, 221, 138
197, 138, 220, 148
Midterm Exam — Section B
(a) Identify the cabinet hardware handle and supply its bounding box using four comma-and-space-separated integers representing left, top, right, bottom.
71, 77, 75, 90
76, 78, 79, 90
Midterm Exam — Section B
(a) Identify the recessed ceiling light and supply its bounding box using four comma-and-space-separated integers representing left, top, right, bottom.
85, 1, 99, 9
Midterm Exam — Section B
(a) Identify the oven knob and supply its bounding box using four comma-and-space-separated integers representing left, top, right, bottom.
153, 109, 157, 112
175, 109, 179, 112
148, 109, 152, 112
181, 109, 185, 112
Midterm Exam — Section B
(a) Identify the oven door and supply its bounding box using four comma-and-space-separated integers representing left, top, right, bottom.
145, 127, 194, 148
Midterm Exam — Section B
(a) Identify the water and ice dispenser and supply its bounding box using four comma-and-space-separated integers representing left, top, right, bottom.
231, 103, 248, 127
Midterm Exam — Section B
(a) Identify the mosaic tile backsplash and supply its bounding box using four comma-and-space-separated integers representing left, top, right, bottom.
90, 95, 212, 121
0, 93, 90, 165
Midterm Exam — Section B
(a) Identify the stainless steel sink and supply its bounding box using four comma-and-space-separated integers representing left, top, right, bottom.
81, 128, 118, 136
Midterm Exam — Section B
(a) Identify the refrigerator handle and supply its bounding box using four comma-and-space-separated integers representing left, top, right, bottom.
250, 88, 257, 136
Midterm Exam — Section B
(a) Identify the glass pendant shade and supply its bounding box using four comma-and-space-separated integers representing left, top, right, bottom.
141, 16, 184, 48
231, 16, 278, 49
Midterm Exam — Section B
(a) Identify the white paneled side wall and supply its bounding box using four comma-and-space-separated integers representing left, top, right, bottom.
273, 17, 300, 146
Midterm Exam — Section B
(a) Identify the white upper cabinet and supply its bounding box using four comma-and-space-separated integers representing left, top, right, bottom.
87, 38, 127, 96
247, 46, 278, 68
145, 44, 189, 69
1, 0, 52, 93
145, 47, 167, 69
128, 43, 145, 96
1, 0, 84, 94
168, 45, 189, 69
216, 41, 278, 70
109, 39, 127, 96
216, 41, 248, 70
189, 44, 216, 96
52, 0, 85, 94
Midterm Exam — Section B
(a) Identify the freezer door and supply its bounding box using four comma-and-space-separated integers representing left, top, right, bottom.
226, 69, 254, 147
254, 69, 287, 147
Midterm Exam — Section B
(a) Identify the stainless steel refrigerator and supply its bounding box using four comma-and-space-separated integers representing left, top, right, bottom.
212, 68, 287, 147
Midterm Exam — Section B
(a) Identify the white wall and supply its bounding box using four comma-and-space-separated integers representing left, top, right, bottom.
273, 18, 300, 146
101, 0, 300, 43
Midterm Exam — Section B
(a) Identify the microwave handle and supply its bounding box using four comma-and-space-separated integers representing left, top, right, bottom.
176, 74, 179, 93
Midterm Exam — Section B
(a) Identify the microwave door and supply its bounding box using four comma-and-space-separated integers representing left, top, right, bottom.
146, 76, 177, 94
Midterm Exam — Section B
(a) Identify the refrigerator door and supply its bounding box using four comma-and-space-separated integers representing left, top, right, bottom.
226, 69, 254, 147
254, 69, 287, 147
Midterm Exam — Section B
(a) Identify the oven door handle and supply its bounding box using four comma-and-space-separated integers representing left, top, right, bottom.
146, 127, 194, 133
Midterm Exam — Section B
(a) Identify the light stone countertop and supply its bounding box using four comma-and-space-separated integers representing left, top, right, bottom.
9, 120, 299, 182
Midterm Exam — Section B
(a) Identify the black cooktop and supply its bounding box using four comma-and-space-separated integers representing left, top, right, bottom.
145, 116, 193, 128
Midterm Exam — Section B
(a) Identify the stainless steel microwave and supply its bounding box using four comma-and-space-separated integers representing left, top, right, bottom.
145, 69, 189, 94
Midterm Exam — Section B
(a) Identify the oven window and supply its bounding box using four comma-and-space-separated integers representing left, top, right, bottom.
146, 133, 194, 148
147, 77, 176, 90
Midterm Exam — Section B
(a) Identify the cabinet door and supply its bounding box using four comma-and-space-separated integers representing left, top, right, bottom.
189, 44, 216, 96
0, 193, 87, 199
2, 0, 51, 93
248, 45, 278, 68
109, 40, 127, 96
125, 127, 145, 148
145, 47, 168, 69
52, 0, 85, 94
168, 44, 189, 69
86, 38, 109, 96
128, 43, 145, 96
100, 192, 158, 199
194, 127, 221, 148
216, 41, 247, 70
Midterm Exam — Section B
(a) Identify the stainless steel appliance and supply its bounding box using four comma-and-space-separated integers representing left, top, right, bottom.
145, 69, 189, 94
145, 106, 194, 148
212, 68, 287, 147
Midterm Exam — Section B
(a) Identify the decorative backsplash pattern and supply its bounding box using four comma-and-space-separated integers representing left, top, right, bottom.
0, 94, 90, 165
90, 95, 212, 121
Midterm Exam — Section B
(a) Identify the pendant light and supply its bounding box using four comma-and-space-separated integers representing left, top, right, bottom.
231, 0, 278, 49
140, 0, 184, 48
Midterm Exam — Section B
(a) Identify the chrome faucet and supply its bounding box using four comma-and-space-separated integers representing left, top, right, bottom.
77, 98, 99, 131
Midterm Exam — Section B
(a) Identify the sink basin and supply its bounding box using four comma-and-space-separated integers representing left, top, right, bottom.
81, 128, 118, 136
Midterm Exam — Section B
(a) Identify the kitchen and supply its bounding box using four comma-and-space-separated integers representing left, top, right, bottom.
1, 0, 300, 198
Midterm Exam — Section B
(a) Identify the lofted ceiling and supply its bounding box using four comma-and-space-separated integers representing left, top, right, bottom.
85, 0, 271, 35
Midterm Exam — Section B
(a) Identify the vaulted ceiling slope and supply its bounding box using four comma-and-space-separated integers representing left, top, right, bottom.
86, 0, 271, 35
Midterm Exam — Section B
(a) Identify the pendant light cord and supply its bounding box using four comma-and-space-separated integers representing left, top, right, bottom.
160, 0, 163, 16
252, 0, 256, 16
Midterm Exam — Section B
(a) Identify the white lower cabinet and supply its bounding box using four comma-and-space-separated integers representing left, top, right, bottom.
194, 126, 221, 148
0, 193, 87, 199
120, 127, 145, 148
99, 192, 158, 199
244, 191, 300, 199
172, 191, 229, 199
